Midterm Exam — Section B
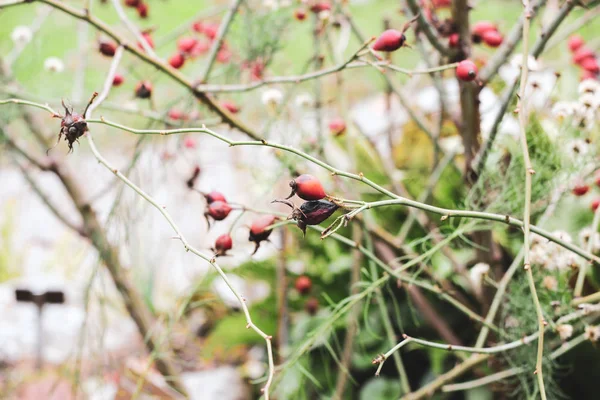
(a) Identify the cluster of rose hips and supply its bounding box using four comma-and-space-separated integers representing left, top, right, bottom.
571, 171, 600, 212
124, 0, 148, 19
276, 174, 339, 236
293, 1, 331, 22
370, 12, 480, 83
568, 35, 599, 81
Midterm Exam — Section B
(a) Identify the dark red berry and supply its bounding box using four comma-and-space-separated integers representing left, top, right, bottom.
294, 9, 307, 21
456, 59, 478, 81
328, 118, 346, 136
136, 2, 148, 18
274, 199, 338, 236
573, 48, 595, 65
205, 191, 227, 204
287, 174, 326, 201
220, 101, 240, 114
568, 35, 585, 52
304, 297, 319, 315
169, 52, 185, 69
207, 201, 232, 221
112, 73, 124, 86
448, 33, 459, 48
134, 81, 152, 99
482, 30, 503, 47
295, 276, 312, 295
214, 234, 233, 256
124, 0, 140, 7
573, 183, 590, 196
372, 29, 406, 52
178, 37, 198, 53
99, 41, 117, 57
249, 215, 277, 255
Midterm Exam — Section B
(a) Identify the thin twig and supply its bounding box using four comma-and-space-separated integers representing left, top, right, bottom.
516, 2, 546, 397
110, 0, 157, 58
197, 0, 243, 83
575, 205, 600, 297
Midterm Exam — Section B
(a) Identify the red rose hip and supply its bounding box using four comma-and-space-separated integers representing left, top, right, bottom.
99, 41, 117, 57
295, 276, 312, 295
214, 234, 233, 256
178, 37, 198, 53
249, 215, 277, 254
206, 201, 232, 221
456, 59, 478, 81
372, 29, 406, 52
573, 183, 590, 196
112, 73, 124, 86
287, 174, 326, 201
204, 191, 227, 204
169, 53, 185, 69
482, 30, 503, 47
568, 35, 585, 52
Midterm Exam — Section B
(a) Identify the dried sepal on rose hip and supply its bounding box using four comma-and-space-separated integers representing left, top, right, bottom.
134, 80, 152, 99
51, 92, 97, 153
249, 214, 278, 255
212, 233, 233, 257
273, 199, 339, 236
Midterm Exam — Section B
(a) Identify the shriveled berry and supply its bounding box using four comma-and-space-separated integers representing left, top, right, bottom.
207, 201, 232, 221
573, 47, 595, 65
136, 2, 148, 18
329, 118, 346, 136
214, 234, 233, 256
573, 183, 590, 196
295, 276, 312, 294
57, 100, 89, 153
112, 73, 124, 86
169, 52, 185, 69
134, 80, 152, 99
482, 30, 503, 47
178, 37, 198, 53
456, 59, 478, 81
372, 29, 406, 52
581, 57, 599, 74
249, 215, 277, 254
304, 297, 319, 315
592, 198, 600, 212
287, 174, 326, 201
568, 35, 585, 52
448, 33, 459, 48
294, 8, 307, 21
99, 41, 117, 57
205, 191, 227, 204
220, 101, 239, 114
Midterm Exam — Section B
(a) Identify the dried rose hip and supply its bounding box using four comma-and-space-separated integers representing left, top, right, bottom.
249, 215, 277, 255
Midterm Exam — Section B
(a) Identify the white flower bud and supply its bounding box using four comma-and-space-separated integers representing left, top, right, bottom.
261, 88, 283, 111
11, 26, 32, 45
44, 57, 65, 73
556, 324, 573, 341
